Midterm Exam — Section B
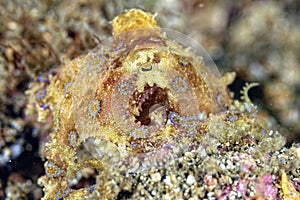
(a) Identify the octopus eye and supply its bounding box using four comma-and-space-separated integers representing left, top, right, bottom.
164, 28, 222, 77
72, 26, 227, 172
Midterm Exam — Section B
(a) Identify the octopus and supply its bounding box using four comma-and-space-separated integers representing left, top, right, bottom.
29, 9, 238, 199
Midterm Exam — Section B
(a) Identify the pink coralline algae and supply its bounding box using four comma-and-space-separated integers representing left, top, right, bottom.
256, 174, 278, 199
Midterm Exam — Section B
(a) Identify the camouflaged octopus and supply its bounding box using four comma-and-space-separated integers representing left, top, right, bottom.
30, 9, 238, 199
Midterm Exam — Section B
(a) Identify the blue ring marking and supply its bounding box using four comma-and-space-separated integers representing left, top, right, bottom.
169, 112, 184, 125
88, 99, 101, 117
36, 89, 46, 99
182, 115, 200, 129
41, 104, 50, 110
148, 37, 161, 43
179, 57, 189, 66
88, 56, 105, 70
56, 188, 71, 200
63, 82, 73, 94
115, 41, 124, 51
173, 77, 188, 92
228, 115, 238, 122
88, 184, 96, 192
53, 116, 60, 133
129, 128, 148, 139
69, 131, 77, 147
118, 82, 133, 95
131, 143, 139, 148
38, 73, 50, 83
45, 162, 65, 177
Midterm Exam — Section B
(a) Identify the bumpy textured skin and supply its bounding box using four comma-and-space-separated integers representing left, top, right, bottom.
35, 9, 232, 199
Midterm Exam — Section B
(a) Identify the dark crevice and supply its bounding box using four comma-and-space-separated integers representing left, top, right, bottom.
117, 190, 133, 200
131, 84, 168, 126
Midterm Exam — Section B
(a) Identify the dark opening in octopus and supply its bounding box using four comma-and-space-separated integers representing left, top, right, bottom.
130, 84, 170, 126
